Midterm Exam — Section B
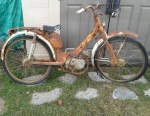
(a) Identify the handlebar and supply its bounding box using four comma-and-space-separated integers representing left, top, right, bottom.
76, 4, 101, 14
76, 8, 85, 14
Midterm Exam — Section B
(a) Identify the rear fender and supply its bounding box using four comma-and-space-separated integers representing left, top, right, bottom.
1, 30, 56, 60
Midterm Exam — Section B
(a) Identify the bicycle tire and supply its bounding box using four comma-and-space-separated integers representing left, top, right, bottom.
3, 35, 53, 85
95, 36, 148, 82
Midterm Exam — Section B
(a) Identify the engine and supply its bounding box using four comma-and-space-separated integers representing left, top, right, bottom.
65, 58, 86, 70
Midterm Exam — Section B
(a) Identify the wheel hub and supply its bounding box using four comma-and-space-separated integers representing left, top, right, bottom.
22, 55, 35, 67
117, 59, 125, 67
22, 57, 33, 67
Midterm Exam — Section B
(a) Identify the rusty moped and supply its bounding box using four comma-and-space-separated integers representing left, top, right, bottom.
1, 4, 148, 85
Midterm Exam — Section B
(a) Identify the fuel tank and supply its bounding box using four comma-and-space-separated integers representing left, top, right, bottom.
44, 32, 63, 49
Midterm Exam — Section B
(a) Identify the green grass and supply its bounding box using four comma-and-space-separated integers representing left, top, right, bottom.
0, 68, 150, 116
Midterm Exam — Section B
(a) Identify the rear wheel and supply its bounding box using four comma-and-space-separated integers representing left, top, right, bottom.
95, 36, 148, 82
3, 36, 53, 85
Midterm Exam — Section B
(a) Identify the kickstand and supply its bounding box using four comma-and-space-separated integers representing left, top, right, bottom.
96, 69, 104, 79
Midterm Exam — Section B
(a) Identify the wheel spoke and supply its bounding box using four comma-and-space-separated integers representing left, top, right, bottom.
95, 37, 146, 82
4, 37, 52, 85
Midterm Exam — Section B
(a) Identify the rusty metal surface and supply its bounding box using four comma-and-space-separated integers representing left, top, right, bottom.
43, 32, 63, 49
52, 12, 117, 66
108, 31, 139, 39
30, 61, 64, 65
52, 11, 118, 66
94, 15, 118, 66
9, 27, 63, 49
55, 50, 75, 62
6, 13, 119, 66
9, 27, 43, 35
5, 5, 140, 67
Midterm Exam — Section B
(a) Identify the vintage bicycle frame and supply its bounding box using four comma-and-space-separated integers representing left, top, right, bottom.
29, 8, 118, 66
1, 5, 139, 67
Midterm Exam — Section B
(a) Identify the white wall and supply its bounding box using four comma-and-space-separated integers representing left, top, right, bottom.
22, 0, 60, 28
22, 0, 60, 57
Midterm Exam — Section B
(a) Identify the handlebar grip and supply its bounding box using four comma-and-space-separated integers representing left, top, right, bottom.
76, 8, 85, 14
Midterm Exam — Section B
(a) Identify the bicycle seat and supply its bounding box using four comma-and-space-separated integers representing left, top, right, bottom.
43, 25, 61, 32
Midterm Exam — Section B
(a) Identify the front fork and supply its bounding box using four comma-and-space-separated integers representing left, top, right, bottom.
105, 36, 127, 66
104, 40, 118, 66
108, 44, 118, 66
28, 34, 37, 60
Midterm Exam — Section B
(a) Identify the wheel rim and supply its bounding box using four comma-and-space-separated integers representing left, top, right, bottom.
5, 38, 52, 84
96, 38, 145, 82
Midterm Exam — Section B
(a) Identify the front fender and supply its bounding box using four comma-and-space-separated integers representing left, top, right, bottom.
91, 39, 104, 67
108, 31, 139, 39
1, 30, 56, 60
91, 31, 138, 67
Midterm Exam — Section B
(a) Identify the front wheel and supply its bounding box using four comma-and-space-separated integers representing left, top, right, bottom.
3, 36, 53, 85
95, 36, 148, 82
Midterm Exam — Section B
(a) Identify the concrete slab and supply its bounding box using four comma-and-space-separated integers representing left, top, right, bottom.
130, 76, 148, 84
112, 87, 138, 100
31, 88, 63, 105
144, 88, 150, 96
75, 88, 99, 100
23, 75, 43, 81
24, 75, 45, 87
88, 72, 111, 83
0, 98, 6, 115
58, 73, 77, 84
